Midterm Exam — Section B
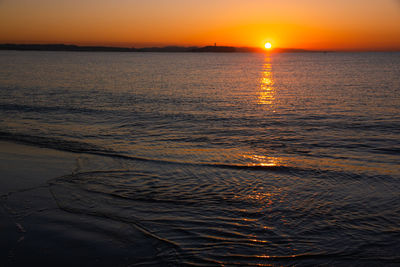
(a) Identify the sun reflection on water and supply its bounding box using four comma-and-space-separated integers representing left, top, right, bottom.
258, 55, 276, 110
243, 154, 281, 167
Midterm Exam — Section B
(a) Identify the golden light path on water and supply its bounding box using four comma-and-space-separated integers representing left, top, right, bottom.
258, 54, 276, 110
243, 154, 281, 167
245, 54, 397, 176
242, 54, 281, 169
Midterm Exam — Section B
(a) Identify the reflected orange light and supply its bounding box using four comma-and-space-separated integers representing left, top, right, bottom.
258, 55, 276, 111
242, 154, 281, 167
249, 239, 268, 243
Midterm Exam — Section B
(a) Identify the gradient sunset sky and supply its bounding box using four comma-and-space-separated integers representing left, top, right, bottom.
1, 0, 400, 51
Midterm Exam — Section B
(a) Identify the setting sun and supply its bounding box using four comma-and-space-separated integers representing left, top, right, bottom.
264, 42, 272, 49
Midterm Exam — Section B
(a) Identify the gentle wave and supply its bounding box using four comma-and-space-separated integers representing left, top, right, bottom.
2, 130, 398, 185
0, 103, 104, 115
0, 130, 111, 154
0, 130, 291, 170
48, 168, 400, 266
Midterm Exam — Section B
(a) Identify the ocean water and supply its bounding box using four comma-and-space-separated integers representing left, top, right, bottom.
0, 51, 399, 265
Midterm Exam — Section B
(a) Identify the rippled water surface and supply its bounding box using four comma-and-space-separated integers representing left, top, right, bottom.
1, 51, 399, 265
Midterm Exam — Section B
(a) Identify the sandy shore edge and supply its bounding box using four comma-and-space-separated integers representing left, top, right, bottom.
0, 141, 166, 266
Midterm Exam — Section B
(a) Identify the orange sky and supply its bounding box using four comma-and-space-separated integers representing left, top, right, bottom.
1, 0, 400, 51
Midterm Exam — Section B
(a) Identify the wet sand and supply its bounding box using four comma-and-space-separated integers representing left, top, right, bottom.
0, 141, 166, 266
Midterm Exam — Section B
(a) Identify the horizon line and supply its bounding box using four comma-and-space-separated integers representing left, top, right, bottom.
1, 43, 400, 53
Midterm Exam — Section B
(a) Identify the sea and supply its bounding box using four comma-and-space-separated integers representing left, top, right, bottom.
0, 51, 399, 266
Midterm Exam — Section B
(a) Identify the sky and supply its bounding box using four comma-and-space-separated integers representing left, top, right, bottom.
1, 0, 400, 51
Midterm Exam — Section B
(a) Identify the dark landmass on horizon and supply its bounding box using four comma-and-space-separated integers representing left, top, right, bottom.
0, 43, 327, 53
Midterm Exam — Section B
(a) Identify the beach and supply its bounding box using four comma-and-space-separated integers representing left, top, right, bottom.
2, 0, 400, 264
1, 51, 399, 265
0, 141, 170, 266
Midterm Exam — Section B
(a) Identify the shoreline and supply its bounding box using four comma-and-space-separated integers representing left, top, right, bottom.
0, 141, 78, 195
0, 141, 166, 266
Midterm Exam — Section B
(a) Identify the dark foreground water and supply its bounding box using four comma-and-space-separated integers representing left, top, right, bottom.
0, 51, 399, 265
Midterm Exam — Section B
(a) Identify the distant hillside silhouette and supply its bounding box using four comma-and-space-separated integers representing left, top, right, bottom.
0, 44, 136, 52
0, 43, 322, 53
191, 46, 236, 52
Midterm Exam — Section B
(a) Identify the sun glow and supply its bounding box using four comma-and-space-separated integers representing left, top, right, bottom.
264, 42, 272, 49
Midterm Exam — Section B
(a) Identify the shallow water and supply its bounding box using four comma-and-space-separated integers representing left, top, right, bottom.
0, 51, 399, 265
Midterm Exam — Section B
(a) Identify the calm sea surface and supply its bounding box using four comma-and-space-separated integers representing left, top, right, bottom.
0, 51, 399, 265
